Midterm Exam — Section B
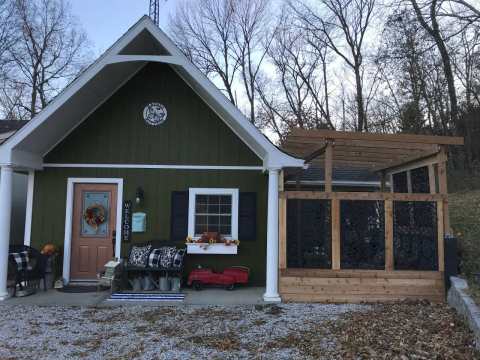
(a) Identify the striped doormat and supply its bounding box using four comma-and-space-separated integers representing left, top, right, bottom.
107, 292, 185, 302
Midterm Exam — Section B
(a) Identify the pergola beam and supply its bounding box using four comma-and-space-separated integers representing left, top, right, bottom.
290, 129, 465, 146
285, 138, 439, 151
377, 150, 446, 174
303, 144, 328, 163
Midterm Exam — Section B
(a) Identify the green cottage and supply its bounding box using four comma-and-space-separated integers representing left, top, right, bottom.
0, 16, 303, 301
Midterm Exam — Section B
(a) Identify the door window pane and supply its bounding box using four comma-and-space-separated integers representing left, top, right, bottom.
81, 191, 109, 237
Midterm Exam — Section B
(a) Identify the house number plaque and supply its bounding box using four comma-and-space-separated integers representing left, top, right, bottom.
143, 102, 167, 126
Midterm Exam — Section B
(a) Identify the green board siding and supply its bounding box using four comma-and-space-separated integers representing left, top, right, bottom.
31, 168, 268, 285
45, 63, 261, 166
34, 62, 268, 285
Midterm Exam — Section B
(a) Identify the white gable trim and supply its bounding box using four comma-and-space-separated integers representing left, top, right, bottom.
0, 16, 303, 170
107, 54, 185, 66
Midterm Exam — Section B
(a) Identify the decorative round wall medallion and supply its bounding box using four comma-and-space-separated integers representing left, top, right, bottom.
143, 103, 167, 126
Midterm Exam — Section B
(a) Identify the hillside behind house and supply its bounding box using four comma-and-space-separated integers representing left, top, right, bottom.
449, 172, 480, 303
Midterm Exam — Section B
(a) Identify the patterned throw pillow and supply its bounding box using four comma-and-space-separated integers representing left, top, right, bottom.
9, 251, 32, 271
159, 247, 177, 268
128, 245, 152, 267
172, 248, 186, 269
148, 248, 162, 268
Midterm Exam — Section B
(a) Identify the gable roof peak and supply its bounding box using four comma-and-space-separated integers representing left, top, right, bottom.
0, 16, 303, 170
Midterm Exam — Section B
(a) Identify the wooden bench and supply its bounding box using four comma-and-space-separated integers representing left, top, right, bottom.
122, 241, 185, 290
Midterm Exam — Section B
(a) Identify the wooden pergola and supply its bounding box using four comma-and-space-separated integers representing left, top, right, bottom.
277, 129, 464, 303
282, 128, 464, 192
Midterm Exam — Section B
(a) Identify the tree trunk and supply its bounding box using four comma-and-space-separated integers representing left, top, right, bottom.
410, 0, 459, 130
322, 58, 332, 129
354, 63, 366, 132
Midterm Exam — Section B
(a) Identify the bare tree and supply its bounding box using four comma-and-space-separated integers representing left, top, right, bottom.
0, 1, 15, 77
256, 26, 313, 142
170, 0, 272, 123
256, 14, 335, 141
0, 0, 18, 119
293, 0, 376, 132
170, 0, 239, 104
2, 0, 90, 118
231, 0, 271, 124
452, 26, 480, 108
409, 0, 460, 130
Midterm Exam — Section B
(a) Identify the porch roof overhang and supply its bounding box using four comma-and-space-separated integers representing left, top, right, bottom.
0, 16, 303, 171
282, 128, 464, 174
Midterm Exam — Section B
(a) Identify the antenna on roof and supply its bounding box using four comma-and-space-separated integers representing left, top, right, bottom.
149, 0, 160, 26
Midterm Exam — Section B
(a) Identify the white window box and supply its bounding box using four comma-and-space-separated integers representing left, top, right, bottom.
186, 243, 238, 255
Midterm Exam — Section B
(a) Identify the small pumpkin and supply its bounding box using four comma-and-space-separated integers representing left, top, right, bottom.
41, 243, 57, 256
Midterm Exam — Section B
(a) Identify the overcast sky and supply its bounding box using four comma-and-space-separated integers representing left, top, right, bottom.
71, 0, 177, 56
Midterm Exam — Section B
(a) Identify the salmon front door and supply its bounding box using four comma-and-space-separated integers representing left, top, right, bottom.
70, 183, 117, 280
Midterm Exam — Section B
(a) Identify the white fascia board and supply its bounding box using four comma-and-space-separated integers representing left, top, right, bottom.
264, 152, 304, 170
11, 150, 43, 169
107, 54, 185, 66
0, 149, 42, 169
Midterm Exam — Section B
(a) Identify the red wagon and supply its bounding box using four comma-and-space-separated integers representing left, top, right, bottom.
187, 266, 250, 290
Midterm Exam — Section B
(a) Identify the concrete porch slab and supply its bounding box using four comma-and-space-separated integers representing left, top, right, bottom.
2, 287, 266, 307
3, 289, 109, 307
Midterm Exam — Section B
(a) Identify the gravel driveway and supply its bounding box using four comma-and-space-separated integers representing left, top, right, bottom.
0, 302, 477, 359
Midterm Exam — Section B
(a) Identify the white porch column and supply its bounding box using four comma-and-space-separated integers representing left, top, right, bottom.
0, 165, 13, 300
263, 167, 281, 302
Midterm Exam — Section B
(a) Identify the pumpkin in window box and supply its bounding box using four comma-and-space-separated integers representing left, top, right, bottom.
224, 239, 240, 246
199, 232, 222, 244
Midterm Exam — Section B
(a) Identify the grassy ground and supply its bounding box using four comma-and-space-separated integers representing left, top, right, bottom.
449, 183, 480, 304
449, 189, 480, 277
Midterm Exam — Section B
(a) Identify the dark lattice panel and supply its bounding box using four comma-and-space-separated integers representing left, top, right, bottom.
340, 200, 385, 269
393, 172, 408, 193
393, 201, 438, 270
287, 199, 332, 268
411, 166, 430, 193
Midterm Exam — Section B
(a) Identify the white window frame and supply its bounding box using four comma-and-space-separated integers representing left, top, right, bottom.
188, 188, 239, 240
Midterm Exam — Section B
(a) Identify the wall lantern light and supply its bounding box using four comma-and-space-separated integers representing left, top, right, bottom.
135, 187, 144, 205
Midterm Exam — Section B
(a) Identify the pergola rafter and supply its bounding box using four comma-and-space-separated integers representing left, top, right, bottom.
283, 129, 463, 172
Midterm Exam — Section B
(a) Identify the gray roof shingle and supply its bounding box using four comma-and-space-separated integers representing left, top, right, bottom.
0, 120, 28, 134
285, 165, 381, 187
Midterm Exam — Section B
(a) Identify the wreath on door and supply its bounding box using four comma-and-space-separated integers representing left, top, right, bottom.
84, 203, 106, 230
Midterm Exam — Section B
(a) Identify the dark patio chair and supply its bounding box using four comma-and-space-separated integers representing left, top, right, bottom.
8, 245, 48, 296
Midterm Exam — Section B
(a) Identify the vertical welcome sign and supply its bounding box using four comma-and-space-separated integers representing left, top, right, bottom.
122, 200, 132, 242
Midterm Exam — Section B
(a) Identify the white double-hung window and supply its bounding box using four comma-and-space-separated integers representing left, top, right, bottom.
188, 188, 239, 240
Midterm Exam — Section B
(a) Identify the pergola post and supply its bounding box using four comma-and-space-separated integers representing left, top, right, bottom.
385, 199, 394, 271
331, 198, 340, 270
380, 171, 387, 192
325, 141, 333, 192
438, 162, 450, 234
0, 165, 14, 300
264, 167, 281, 302
428, 164, 436, 194
437, 148, 450, 234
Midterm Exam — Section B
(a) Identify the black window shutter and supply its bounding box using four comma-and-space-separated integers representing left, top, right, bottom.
171, 191, 189, 241
238, 192, 256, 241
